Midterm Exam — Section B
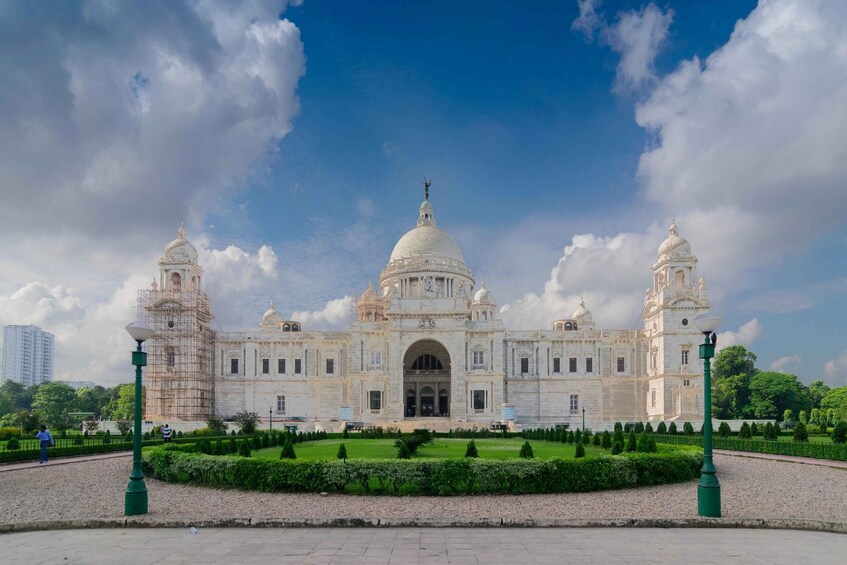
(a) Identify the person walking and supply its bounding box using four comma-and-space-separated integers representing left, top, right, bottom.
36, 425, 54, 464
162, 424, 172, 443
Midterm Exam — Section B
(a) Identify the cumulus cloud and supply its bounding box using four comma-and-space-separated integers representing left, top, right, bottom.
603, 4, 674, 92
292, 297, 356, 330
572, 0, 601, 40
824, 351, 847, 386
770, 355, 802, 373
716, 319, 764, 353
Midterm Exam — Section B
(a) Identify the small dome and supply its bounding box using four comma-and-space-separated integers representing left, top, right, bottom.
360, 282, 378, 301
164, 226, 198, 262
573, 298, 593, 323
262, 301, 281, 324
473, 282, 493, 304
657, 222, 691, 258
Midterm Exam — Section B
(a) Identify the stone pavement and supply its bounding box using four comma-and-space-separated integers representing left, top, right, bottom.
2, 527, 845, 564
714, 449, 847, 469
0, 452, 130, 473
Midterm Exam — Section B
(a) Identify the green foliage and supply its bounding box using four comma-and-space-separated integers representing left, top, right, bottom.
656, 422, 667, 434
750, 422, 758, 436
750, 373, 810, 421
792, 422, 808, 442
394, 429, 434, 458
713, 373, 753, 419
636, 433, 650, 453
682, 422, 694, 435
73, 436, 84, 445
31, 382, 77, 428
337, 443, 347, 460
567, 430, 575, 444
592, 433, 600, 446
574, 442, 585, 458
115, 420, 132, 436
601, 431, 612, 449
644, 423, 653, 434
798, 410, 808, 425
820, 387, 847, 423
611, 441, 623, 455
281, 435, 297, 460
808, 380, 831, 409
102, 433, 111, 445
762, 422, 777, 441
233, 411, 259, 435
464, 439, 479, 458
574, 429, 582, 445
738, 422, 751, 438
342, 428, 349, 439
718, 422, 731, 437
783, 409, 793, 423
713, 345, 758, 381
229, 437, 238, 453
809, 408, 820, 425
613, 422, 622, 433
668, 422, 677, 435
6, 437, 20, 450
626, 431, 637, 452
519, 441, 534, 459
647, 432, 847, 462
396, 441, 412, 459
0, 427, 22, 441
104, 384, 136, 421
238, 439, 252, 457
206, 417, 227, 436
831, 421, 847, 444
634, 422, 644, 434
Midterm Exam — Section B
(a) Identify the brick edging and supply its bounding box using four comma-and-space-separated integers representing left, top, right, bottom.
1, 517, 845, 534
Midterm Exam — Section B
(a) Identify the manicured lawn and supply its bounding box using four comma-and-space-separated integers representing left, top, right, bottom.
776, 434, 832, 443
0, 435, 128, 451
253, 438, 607, 461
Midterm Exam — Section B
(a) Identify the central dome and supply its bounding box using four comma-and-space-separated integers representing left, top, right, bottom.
389, 224, 465, 264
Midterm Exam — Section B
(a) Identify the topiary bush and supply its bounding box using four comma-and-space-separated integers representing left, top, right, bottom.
832, 422, 847, 444
592, 433, 601, 446
238, 439, 251, 457
657, 422, 667, 434
668, 422, 677, 435
634, 422, 644, 434
637, 433, 651, 453
614, 422, 622, 433
336, 443, 347, 460
763, 421, 777, 441
519, 441, 534, 459
683, 422, 694, 435
738, 422, 751, 439
626, 431, 637, 453
611, 441, 623, 455
750, 422, 758, 436
601, 431, 612, 449
718, 422, 732, 437
464, 439, 478, 458
73, 436, 84, 446
793, 422, 808, 442
6, 437, 20, 450
281, 435, 297, 460
645, 423, 654, 434
575, 442, 585, 458
574, 429, 582, 445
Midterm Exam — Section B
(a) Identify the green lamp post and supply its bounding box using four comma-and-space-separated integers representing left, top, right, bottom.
693, 313, 722, 517
124, 321, 155, 516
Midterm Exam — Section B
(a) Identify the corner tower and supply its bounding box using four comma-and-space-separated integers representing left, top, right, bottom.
139, 227, 214, 421
642, 222, 710, 421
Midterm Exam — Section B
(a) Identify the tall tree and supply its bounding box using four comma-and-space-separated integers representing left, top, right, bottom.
31, 382, 78, 428
713, 373, 753, 419
713, 345, 758, 380
807, 379, 831, 409
0, 380, 33, 412
104, 384, 136, 421
820, 387, 847, 422
75, 385, 109, 417
749, 372, 811, 421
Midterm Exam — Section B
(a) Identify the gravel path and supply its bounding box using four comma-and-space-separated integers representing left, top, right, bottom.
1, 454, 846, 526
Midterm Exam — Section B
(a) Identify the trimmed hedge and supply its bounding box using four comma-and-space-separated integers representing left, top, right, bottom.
142, 446, 703, 496
651, 433, 847, 461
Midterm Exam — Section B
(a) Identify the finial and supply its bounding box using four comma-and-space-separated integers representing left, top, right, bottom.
177, 224, 186, 239
422, 177, 432, 200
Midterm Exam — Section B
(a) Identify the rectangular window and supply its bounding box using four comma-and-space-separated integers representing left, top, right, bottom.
369, 351, 382, 367
326, 359, 334, 374
294, 358, 302, 375
553, 357, 561, 373
278, 358, 285, 374
369, 390, 382, 412
569, 394, 579, 414
617, 357, 625, 373
683, 379, 690, 387
651, 390, 656, 408
681, 350, 689, 365
166, 348, 175, 369
569, 357, 577, 373
230, 358, 239, 374
277, 395, 286, 414
262, 358, 269, 374
586, 358, 593, 373
473, 351, 484, 367
520, 357, 529, 374
473, 389, 487, 412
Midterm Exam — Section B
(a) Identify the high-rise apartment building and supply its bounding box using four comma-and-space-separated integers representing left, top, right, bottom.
2, 325, 55, 386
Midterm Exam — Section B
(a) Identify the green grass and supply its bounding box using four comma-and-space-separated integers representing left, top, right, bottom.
0, 435, 128, 451
252, 438, 607, 461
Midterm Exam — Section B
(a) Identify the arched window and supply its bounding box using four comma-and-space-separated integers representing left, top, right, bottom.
411, 354, 444, 371
675, 269, 685, 287
292, 324, 300, 332
170, 272, 181, 290
282, 323, 291, 332
565, 322, 573, 330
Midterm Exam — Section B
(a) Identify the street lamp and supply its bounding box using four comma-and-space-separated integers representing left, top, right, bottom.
693, 313, 722, 518
269, 407, 273, 433
124, 321, 155, 516
582, 406, 585, 432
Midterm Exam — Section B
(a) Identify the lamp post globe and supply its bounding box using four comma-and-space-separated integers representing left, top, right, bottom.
124, 321, 154, 516
692, 313, 722, 517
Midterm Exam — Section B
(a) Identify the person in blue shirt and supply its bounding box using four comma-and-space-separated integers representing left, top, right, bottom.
36, 425, 54, 464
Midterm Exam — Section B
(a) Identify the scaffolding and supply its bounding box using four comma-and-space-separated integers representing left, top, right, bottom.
137, 288, 214, 421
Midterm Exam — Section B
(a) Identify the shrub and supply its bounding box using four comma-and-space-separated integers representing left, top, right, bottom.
637, 433, 650, 453
115, 421, 132, 436
252, 434, 262, 449
645, 423, 654, 434
738, 422, 751, 439
73, 436, 84, 446
750, 422, 758, 436
206, 417, 227, 436
198, 438, 212, 454
810, 408, 820, 426
583, 431, 591, 445
626, 432, 637, 452
613, 428, 624, 446
281, 435, 297, 460
464, 439, 478, 458
819, 421, 828, 435
656, 422, 667, 434
143, 432, 151, 440
575, 442, 585, 458
233, 411, 259, 435
337, 443, 348, 460
102, 433, 111, 445
213, 439, 225, 455
668, 422, 677, 435
262, 433, 271, 449
238, 439, 251, 457
519, 441, 534, 459
683, 422, 694, 435
0, 427, 22, 441
718, 422, 731, 437
592, 433, 601, 446
342, 429, 349, 439
831, 421, 847, 444
614, 422, 622, 433
574, 429, 582, 445
792, 422, 808, 442
601, 431, 612, 449
6, 437, 20, 450
611, 441, 623, 455
567, 431, 575, 444
634, 422, 644, 434
397, 442, 412, 459
229, 437, 238, 453
623, 423, 632, 433
763, 422, 777, 441
799, 410, 808, 425
783, 409, 793, 423
394, 430, 433, 458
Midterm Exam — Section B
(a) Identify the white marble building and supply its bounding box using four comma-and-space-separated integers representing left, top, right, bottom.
141, 193, 710, 429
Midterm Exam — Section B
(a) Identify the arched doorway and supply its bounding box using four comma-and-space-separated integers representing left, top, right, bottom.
403, 339, 451, 418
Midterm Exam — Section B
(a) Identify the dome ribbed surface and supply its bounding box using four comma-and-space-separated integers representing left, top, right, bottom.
389, 225, 465, 264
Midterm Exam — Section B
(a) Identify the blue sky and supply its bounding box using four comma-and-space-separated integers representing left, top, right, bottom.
1, 0, 846, 386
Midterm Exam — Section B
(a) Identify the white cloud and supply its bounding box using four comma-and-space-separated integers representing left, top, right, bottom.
824, 351, 847, 386
603, 4, 674, 92
572, 0, 601, 40
716, 319, 764, 353
291, 297, 356, 330
770, 355, 802, 372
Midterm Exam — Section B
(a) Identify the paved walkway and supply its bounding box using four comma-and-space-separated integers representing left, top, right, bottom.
2, 527, 845, 564
0, 452, 130, 473
715, 449, 847, 469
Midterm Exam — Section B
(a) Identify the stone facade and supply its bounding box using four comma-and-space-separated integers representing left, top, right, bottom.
142, 196, 711, 429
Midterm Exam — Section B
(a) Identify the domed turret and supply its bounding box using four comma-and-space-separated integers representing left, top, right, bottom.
164, 226, 199, 263
470, 282, 496, 322
572, 298, 594, 328
473, 282, 493, 304
657, 222, 691, 259
158, 226, 203, 292
357, 282, 384, 322
262, 301, 282, 325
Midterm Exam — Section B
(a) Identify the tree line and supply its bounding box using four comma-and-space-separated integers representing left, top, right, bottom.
712, 345, 847, 423
0, 380, 137, 432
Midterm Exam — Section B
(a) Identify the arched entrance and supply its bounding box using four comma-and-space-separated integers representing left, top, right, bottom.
403, 340, 451, 418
